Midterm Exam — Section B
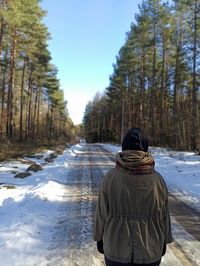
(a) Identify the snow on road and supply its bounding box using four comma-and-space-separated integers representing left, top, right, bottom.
0, 143, 200, 265
0, 144, 105, 266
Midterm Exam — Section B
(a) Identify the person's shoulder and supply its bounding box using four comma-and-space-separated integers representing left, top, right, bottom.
153, 170, 168, 190
102, 167, 119, 184
153, 170, 164, 179
100, 168, 116, 190
104, 167, 117, 179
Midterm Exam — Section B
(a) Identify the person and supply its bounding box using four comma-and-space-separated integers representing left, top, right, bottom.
93, 127, 173, 266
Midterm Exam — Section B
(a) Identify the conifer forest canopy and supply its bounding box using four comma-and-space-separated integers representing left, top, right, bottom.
83, 0, 200, 151
0, 0, 74, 144
0, 0, 200, 151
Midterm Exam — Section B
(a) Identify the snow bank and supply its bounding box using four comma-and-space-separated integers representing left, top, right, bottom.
100, 143, 200, 211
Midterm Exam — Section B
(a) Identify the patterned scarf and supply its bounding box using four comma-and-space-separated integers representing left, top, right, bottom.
116, 150, 155, 175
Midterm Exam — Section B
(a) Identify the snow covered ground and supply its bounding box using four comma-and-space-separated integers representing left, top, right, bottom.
0, 145, 104, 266
0, 143, 200, 265
102, 144, 200, 212
0, 149, 72, 265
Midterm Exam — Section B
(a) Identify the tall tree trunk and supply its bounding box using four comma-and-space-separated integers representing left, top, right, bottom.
7, 28, 17, 140
0, 18, 5, 60
19, 59, 26, 141
0, 49, 8, 140
48, 106, 53, 140
173, 13, 184, 149
27, 81, 33, 139
26, 68, 33, 140
160, 34, 167, 145
140, 48, 145, 128
128, 75, 134, 129
150, 21, 157, 142
36, 86, 41, 137
32, 81, 39, 139
121, 96, 125, 143
191, 0, 198, 150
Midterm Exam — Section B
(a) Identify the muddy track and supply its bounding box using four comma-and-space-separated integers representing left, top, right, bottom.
169, 194, 200, 241
169, 242, 196, 266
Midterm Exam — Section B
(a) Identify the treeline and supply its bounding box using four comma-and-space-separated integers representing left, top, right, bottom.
0, 0, 74, 144
83, 0, 200, 151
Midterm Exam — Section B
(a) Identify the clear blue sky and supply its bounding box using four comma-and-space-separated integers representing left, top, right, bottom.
41, 0, 142, 125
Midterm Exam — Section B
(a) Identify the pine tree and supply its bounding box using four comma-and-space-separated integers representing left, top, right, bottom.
83, 0, 200, 151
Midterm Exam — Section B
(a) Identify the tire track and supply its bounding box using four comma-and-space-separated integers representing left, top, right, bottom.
169, 194, 200, 241
169, 242, 196, 266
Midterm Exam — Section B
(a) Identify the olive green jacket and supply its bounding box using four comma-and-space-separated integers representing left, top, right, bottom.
93, 165, 173, 263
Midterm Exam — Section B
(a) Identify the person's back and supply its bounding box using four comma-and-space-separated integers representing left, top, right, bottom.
93, 128, 173, 266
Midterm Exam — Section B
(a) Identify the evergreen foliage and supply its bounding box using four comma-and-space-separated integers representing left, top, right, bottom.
83, 0, 200, 151
0, 0, 73, 143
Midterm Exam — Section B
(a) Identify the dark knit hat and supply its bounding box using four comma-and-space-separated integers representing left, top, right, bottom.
122, 127, 149, 152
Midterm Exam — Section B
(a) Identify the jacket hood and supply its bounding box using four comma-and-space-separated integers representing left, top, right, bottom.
116, 150, 155, 175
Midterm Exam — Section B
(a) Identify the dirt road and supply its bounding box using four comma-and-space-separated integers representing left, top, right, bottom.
46, 143, 200, 266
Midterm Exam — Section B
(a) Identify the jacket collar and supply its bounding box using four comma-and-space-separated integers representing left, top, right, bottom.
116, 150, 155, 175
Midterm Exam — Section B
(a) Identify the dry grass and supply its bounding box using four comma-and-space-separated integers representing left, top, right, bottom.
0, 141, 66, 162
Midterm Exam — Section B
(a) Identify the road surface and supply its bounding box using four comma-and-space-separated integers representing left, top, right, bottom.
46, 143, 200, 266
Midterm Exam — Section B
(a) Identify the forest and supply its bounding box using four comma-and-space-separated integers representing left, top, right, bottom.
0, 0, 74, 148
83, 0, 200, 151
